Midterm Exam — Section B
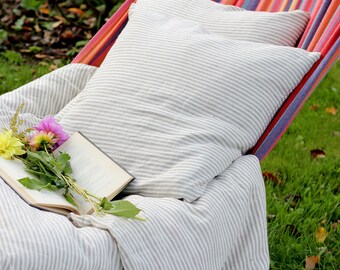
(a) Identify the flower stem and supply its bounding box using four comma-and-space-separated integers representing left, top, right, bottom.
61, 174, 99, 215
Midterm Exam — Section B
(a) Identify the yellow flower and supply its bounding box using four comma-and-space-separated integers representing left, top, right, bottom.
0, 130, 26, 160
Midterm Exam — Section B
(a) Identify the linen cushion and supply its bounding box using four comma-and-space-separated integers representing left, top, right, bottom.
57, 6, 319, 202
135, 0, 310, 46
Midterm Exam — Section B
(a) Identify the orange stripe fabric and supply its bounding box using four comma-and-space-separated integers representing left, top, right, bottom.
256, 0, 274, 11
221, 0, 237, 5
307, 0, 340, 51
314, 8, 340, 52
72, 0, 134, 65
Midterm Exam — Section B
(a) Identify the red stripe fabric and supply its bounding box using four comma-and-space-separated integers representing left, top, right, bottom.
236, 0, 245, 7
314, 8, 340, 52
270, 0, 284, 11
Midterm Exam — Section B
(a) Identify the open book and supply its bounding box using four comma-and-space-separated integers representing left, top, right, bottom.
0, 132, 134, 216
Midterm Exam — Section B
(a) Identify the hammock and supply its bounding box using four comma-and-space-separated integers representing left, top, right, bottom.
72, 0, 340, 160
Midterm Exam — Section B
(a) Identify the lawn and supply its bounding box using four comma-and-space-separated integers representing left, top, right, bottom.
0, 55, 339, 269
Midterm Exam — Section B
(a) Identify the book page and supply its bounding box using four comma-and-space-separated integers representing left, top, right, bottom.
0, 157, 77, 213
54, 132, 134, 214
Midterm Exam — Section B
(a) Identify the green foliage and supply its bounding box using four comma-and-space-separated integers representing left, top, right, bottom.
106, 200, 142, 218
0, 1, 125, 59
13, 15, 26, 31
28, 46, 43, 54
0, 58, 64, 95
21, 0, 45, 11
1, 50, 23, 64
0, 29, 8, 43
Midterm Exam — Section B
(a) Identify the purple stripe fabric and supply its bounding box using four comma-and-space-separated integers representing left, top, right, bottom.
244, 0, 260, 10
252, 38, 340, 160
284, 0, 293, 11
301, 0, 331, 49
89, 20, 128, 66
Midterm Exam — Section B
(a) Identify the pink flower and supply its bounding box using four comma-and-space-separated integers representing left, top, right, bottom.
35, 117, 69, 148
29, 131, 57, 151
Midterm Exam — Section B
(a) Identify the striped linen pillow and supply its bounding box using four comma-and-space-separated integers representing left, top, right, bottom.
135, 0, 310, 46
57, 6, 319, 202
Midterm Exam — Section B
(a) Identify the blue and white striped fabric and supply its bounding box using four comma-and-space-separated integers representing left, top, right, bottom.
0, 64, 123, 270
0, 63, 97, 130
0, 53, 269, 270
70, 154, 269, 270
135, 0, 310, 46
57, 6, 319, 202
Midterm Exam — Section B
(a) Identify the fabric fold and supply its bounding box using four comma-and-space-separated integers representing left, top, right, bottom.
69, 155, 269, 270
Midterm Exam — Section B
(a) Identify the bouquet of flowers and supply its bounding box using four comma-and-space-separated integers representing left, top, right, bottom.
0, 104, 141, 219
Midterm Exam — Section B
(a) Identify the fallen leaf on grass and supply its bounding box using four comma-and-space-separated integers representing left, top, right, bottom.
68, 8, 85, 16
61, 30, 74, 39
315, 227, 328, 243
305, 256, 320, 270
267, 214, 276, 222
332, 131, 340, 137
49, 64, 58, 71
325, 107, 337, 115
39, 7, 50, 15
262, 171, 282, 185
52, 21, 63, 29
285, 194, 302, 208
311, 149, 326, 159
332, 221, 339, 231
53, 15, 66, 22
309, 104, 320, 111
34, 53, 48, 59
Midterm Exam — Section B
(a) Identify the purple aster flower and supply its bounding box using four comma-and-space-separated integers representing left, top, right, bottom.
35, 117, 69, 148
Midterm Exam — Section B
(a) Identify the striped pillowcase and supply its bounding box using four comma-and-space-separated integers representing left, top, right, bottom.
135, 0, 310, 46
57, 7, 319, 202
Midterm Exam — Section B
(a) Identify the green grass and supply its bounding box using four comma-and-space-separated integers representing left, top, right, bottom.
0, 57, 339, 269
262, 61, 339, 269
0, 52, 66, 95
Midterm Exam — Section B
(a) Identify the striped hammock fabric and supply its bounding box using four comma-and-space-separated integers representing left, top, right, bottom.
72, 0, 340, 160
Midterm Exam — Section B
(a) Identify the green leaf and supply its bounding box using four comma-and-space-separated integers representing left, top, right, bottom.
64, 192, 78, 207
13, 16, 26, 31
75, 40, 88, 48
41, 22, 55, 30
28, 46, 42, 54
43, 183, 59, 191
18, 177, 47, 191
55, 153, 73, 175
104, 200, 141, 218
0, 30, 8, 43
100, 197, 113, 210
21, 0, 45, 11
27, 151, 51, 168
